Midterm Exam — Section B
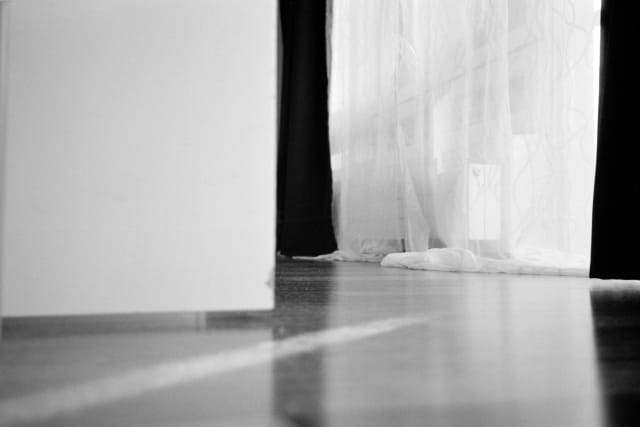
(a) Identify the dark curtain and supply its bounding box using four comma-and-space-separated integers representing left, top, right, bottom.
277, 0, 337, 256
590, 1, 640, 280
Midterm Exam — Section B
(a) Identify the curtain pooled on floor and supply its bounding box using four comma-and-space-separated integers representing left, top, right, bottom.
329, 0, 598, 275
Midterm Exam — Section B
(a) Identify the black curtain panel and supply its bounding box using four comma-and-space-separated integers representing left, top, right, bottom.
277, 0, 337, 256
590, 1, 640, 280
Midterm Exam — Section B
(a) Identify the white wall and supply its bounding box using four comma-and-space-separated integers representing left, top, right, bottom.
0, 1, 9, 326
1, 0, 276, 316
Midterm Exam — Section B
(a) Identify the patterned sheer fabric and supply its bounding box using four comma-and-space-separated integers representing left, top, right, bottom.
328, 0, 599, 275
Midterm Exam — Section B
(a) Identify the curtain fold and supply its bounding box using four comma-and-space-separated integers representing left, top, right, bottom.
590, 0, 640, 280
277, 0, 337, 256
329, 0, 598, 275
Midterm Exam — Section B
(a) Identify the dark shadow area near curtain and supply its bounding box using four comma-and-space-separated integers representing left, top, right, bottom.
590, 285, 640, 425
277, 0, 337, 256
590, 0, 640, 280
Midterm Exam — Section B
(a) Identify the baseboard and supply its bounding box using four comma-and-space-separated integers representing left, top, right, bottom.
1, 310, 273, 340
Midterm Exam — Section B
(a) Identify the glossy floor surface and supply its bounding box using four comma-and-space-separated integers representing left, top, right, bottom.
1, 258, 639, 426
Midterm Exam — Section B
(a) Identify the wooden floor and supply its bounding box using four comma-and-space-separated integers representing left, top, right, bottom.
1, 258, 639, 426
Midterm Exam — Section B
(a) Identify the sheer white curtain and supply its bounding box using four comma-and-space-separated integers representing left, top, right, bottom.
328, 0, 598, 275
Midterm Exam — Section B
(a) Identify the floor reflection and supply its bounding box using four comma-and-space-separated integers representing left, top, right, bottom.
272, 259, 607, 426
591, 282, 640, 427
272, 261, 336, 426
322, 272, 605, 426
